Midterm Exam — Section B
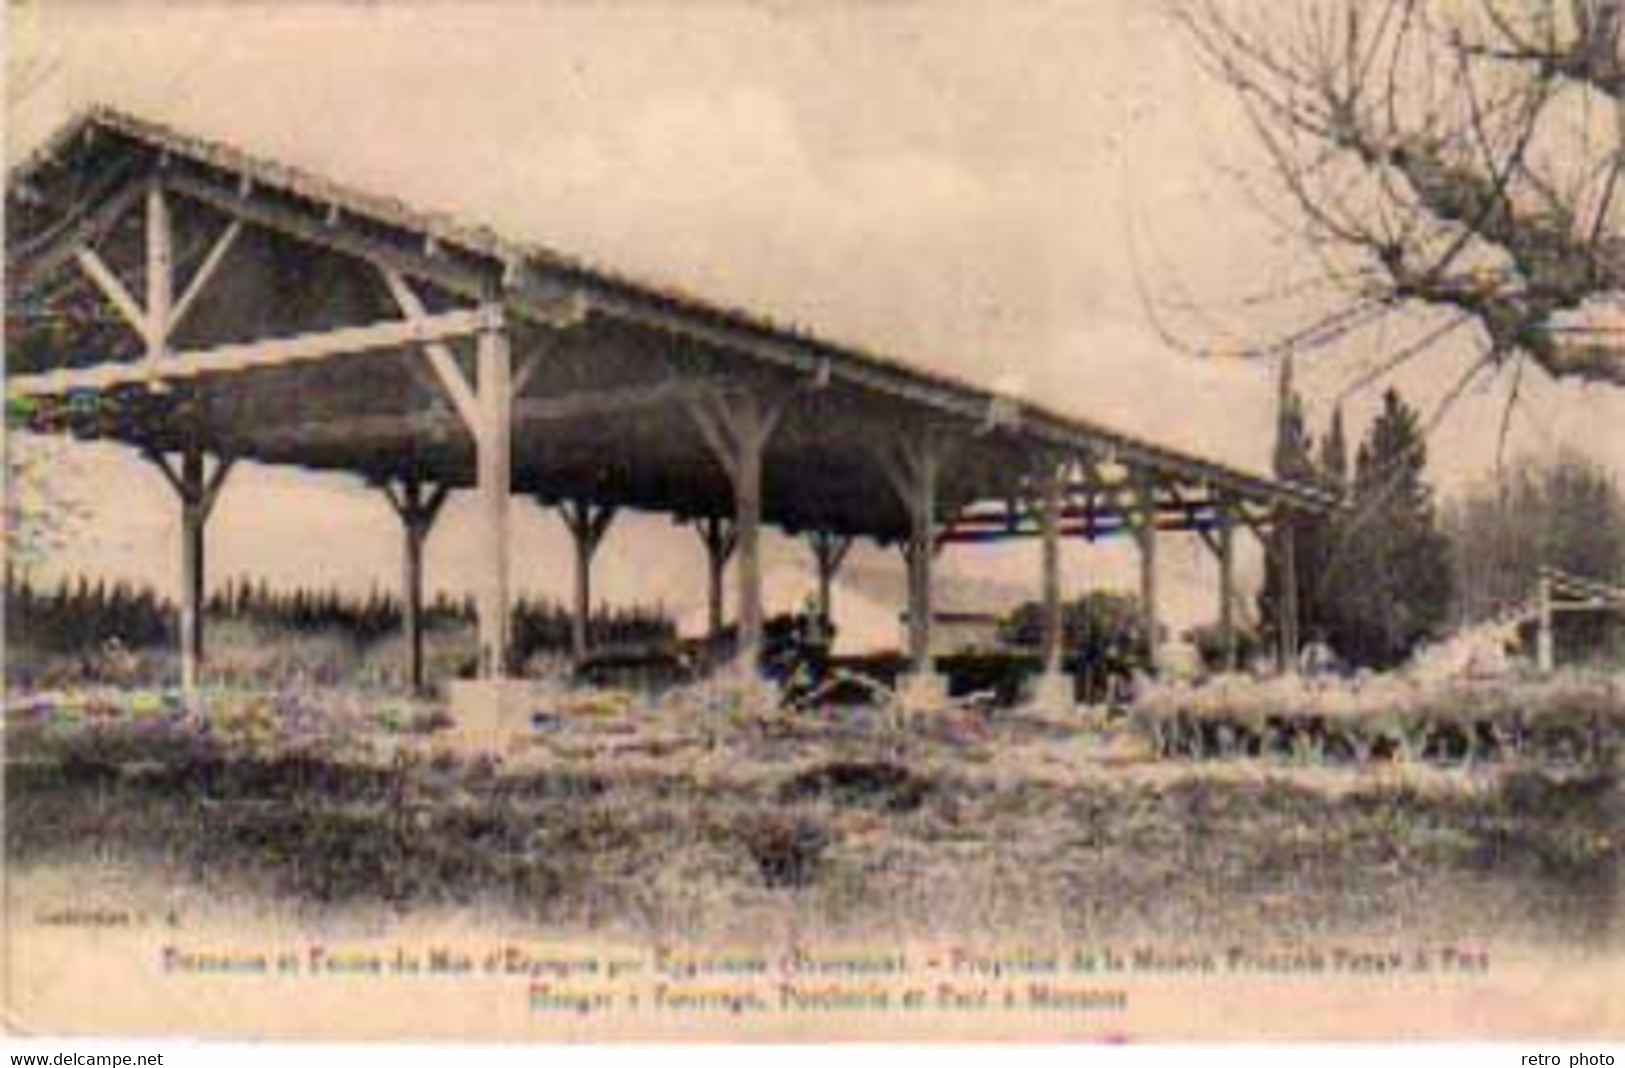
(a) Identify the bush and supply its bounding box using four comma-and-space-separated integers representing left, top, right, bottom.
737, 813, 829, 888
1132, 674, 1625, 766
778, 760, 932, 813
5, 573, 675, 689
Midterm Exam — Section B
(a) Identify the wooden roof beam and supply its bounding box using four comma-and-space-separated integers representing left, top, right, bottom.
223, 410, 456, 454
7, 179, 147, 295
169, 219, 241, 334
164, 167, 589, 330
938, 512, 1216, 543
11, 115, 1333, 518
73, 246, 147, 344
164, 169, 496, 304
224, 376, 740, 457
515, 377, 728, 426
380, 268, 481, 433
7, 305, 500, 398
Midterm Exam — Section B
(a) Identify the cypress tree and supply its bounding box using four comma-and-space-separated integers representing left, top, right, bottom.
1323, 389, 1454, 668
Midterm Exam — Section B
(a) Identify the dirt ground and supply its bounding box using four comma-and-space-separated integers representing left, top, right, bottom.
5, 684, 1621, 952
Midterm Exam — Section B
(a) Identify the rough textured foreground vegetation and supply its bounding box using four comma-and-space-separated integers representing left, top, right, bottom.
6, 680, 1622, 949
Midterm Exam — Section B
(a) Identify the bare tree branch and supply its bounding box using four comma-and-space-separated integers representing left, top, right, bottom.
1177, 0, 1625, 386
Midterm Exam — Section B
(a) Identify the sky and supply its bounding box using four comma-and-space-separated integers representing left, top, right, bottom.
5, 0, 1622, 648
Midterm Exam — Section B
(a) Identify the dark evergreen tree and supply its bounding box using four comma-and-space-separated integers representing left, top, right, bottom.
1270, 355, 1317, 484
1319, 405, 1349, 497
1259, 356, 1334, 656
1321, 389, 1454, 668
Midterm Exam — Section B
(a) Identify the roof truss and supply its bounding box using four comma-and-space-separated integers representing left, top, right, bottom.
7, 108, 1336, 550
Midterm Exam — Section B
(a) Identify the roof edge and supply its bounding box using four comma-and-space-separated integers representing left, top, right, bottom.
7, 105, 1337, 513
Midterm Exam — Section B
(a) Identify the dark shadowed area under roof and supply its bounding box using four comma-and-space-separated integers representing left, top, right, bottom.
6, 108, 1334, 544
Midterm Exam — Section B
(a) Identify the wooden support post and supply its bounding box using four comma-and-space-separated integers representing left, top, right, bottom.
1276, 508, 1300, 674
1132, 478, 1161, 676
146, 447, 234, 698
403, 496, 428, 693
907, 463, 938, 676
687, 390, 788, 672
179, 450, 205, 693
1030, 459, 1075, 711
1537, 569, 1555, 674
735, 402, 766, 669
709, 541, 726, 640
145, 184, 172, 363
696, 516, 738, 641
875, 427, 947, 700
808, 531, 853, 628
382, 478, 449, 694
1218, 496, 1238, 672
1039, 463, 1065, 677
475, 318, 513, 679
558, 497, 617, 662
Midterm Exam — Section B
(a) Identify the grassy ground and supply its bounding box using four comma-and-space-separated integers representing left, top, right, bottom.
5, 680, 1621, 950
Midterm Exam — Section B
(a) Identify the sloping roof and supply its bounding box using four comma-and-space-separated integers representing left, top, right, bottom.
6, 106, 1336, 514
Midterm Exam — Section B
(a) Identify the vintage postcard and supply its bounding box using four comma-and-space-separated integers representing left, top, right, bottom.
3, 0, 1622, 1043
